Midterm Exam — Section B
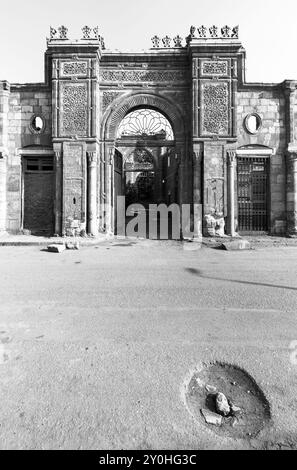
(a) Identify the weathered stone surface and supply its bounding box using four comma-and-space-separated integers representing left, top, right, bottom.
205, 384, 217, 393
0, 29, 294, 236
215, 392, 230, 416
221, 239, 251, 251
47, 244, 65, 253
66, 241, 80, 250
200, 408, 222, 426
229, 403, 241, 414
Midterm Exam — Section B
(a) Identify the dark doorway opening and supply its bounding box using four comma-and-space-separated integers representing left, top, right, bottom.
23, 156, 54, 235
237, 156, 269, 232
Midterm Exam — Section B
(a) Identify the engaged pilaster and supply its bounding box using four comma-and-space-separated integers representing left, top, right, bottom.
87, 151, 98, 236
227, 150, 236, 237
286, 151, 297, 236
54, 149, 62, 235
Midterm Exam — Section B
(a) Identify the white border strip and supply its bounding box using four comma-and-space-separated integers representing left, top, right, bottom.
236, 148, 275, 156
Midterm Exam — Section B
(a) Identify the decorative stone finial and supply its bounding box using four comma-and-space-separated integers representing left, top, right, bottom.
187, 25, 239, 40
99, 36, 106, 50
173, 35, 183, 47
162, 36, 171, 48
93, 26, 99, 39
197, 25, 207, 38
58, 25, 68, 40
190, 26, 196, 38
50, 27, 57, 39
151, 35, 160, 48
231, 25, 239, 38
209, 25, 218, 38
82, 25, 92, 39
221, 25, 231, 38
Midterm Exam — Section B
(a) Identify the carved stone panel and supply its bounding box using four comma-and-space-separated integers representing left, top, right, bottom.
99, 69, 187, 82
200, 60, 229, 77
60, 61, 88, 77
102, 91, 123, 112
59, 82, 88, 136
62, 142, 86, 235
200, 81, 230, 136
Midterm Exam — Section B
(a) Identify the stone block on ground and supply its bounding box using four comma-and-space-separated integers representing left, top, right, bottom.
215, 392, 230, 416
200, 408, 222, 426
47, 244, 65, 253
66, 241, 80, 250
221, 239, 251, 251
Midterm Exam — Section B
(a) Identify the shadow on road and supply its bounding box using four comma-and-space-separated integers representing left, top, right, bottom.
184, 267, 297, 291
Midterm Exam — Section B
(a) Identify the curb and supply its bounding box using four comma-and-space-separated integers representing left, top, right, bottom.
0, 239, 110, 247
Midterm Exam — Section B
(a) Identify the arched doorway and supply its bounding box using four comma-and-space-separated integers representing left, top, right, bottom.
118, 108, 175, 204
115, 108, 178, 236
101, 93, 187, 237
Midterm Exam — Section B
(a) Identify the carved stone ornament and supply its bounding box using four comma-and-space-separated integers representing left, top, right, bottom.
151, 35, 160, 48
201, 82, 229, 135
61, 83, 88, 135
82, 25, 92, 39
93, 26, 99, 38
190, 26, 196, 38
162, 36, 171, 48
201, 60, 229, 76
221, 25, 231, 38
173, 35, 183, 47
61, 61, 88, 76
100, 36, 106, 49
197, 25, 207, 38
231, 26, 239, 38
209, 25, 218, 38
50, 27, 57, 39
100, 69, 187, 82
87, 151, 97, 164
227, 150, 236, 164
58, 25, 68, 40
102, 91, 122, 111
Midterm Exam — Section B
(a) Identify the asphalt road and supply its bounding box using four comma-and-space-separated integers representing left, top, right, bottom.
0, 239, 297, 450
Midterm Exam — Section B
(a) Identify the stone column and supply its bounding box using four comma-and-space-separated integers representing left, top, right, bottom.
284, 81, 296, 144
54, 149, 62, 235
227, 150, 236, 237
192, 145, 203, 239
193, 144, 202, 205
0, 152, 7, 232
104, 145, 113, 234
87, 151, 98, 236
0, 81, 9, 233
286, 151, 297, 236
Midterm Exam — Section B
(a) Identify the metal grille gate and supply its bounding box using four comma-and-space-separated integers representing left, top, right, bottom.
237, 157, 269, 232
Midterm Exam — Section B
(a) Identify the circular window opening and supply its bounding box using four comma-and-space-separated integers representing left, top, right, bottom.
244, 113, 262, 134
30, 115, 45, 134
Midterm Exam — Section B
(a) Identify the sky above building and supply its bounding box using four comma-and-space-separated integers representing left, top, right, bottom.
0, 0, 296, 84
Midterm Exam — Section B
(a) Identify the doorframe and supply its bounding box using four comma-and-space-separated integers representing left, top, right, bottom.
18, 148, 54, 232
235, 146, 274, 234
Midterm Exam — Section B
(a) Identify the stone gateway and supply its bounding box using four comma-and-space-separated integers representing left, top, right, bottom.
0, 25, 296, 237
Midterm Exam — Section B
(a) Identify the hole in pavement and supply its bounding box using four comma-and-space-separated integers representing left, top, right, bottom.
185, 362, 271, 440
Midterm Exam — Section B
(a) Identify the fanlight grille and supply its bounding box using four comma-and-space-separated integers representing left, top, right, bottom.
117, 109, 174, 140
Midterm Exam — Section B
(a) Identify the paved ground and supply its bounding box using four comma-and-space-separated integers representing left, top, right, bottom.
0, 239, 297, 450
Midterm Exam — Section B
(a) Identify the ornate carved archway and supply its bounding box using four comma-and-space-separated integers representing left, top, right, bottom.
101, 92, 185, 142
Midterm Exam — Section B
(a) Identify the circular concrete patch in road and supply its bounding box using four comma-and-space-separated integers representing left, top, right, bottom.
184, 362, 271, 440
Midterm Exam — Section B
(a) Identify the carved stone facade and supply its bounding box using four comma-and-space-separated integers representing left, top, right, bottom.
201, 82, 229, 135
60, 83, 88, 136
0, 25, 297, 237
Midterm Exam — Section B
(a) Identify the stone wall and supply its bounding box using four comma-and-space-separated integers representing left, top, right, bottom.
236, 88, 287, 233
6, 86, 52, 232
